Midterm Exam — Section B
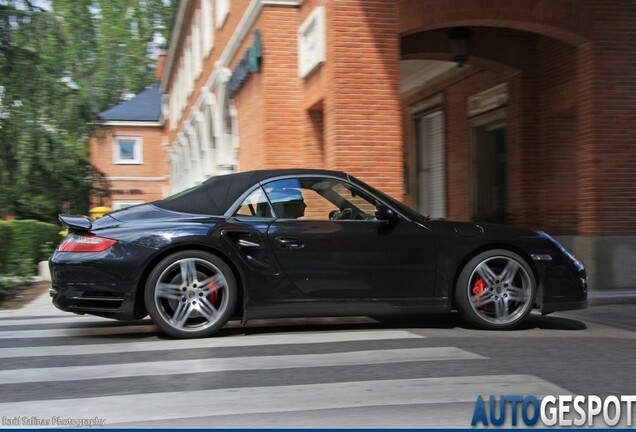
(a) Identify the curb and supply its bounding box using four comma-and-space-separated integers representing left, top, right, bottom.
588, 291, 636, 306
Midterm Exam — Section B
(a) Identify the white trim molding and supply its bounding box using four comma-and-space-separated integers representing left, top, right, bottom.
100, 121, 162, 127
160, 0, 191, 93
104, 176, 169, 182
216, 0, 230, 29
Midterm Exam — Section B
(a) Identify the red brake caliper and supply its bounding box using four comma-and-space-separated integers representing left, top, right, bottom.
207, 280, 219, 307
473, 277, 485, 304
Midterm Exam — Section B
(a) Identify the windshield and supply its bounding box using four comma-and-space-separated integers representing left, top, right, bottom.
348, 175, 427, 221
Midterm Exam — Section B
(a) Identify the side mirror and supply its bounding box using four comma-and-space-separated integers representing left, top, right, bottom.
375, 204, 399, 222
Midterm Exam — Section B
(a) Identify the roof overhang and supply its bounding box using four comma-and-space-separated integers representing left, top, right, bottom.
160, 0, 192, 93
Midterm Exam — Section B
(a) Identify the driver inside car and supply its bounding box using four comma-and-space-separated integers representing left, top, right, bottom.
269, 189, 306, 219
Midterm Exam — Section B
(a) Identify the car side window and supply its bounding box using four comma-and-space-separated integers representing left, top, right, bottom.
234, 187, 274, 218
263, 178, 378, 221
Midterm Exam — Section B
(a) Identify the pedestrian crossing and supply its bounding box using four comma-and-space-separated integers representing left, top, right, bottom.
0, 312, 570, 428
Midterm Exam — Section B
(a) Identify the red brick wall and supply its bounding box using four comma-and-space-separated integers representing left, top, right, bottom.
400, 0, 636, 235
399, 0, 636, 236
89, 125, 168, 207
537, 37, 579, 234
158, 0, 636, 238
578, 0, 636, 236
235, 0, 405, 200
235, 72, 266, 171
260, 6, 304, 169
325, 0, 404, 199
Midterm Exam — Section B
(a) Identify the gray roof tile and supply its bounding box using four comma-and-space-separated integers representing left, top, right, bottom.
99, 82, 162, 122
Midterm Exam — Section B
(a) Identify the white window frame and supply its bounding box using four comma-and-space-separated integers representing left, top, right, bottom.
298, 6, 326, 78
113, 136, 143, 164
185, 37, 193, 96
111, 200, 145, 211
192, 10, 202, 79
202, 0, 214, 57
216, 0, 229, 29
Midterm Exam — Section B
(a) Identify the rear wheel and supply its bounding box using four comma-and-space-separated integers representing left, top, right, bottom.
455, 249, 535, 329
145, 251, 237, 338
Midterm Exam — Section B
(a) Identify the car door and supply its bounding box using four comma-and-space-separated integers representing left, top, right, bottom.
263, 176, 437, 300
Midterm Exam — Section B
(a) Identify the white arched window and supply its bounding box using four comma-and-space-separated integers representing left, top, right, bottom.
172, 142, 184, 193
192, 114, 206, 183
204, 97, 218, 178
216, 83, 237, 173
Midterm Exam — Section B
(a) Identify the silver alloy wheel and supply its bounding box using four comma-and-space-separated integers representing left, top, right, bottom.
153, 257, 229, 333
467, 255, 533, 325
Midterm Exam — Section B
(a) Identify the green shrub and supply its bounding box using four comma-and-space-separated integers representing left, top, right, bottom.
0, 220, 61, 276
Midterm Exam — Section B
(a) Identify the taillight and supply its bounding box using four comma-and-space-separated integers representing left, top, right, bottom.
58, 233, 117, 253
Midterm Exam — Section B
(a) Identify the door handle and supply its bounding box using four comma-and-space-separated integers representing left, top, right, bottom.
238, 238, 261, 248
275, 237, 304, 249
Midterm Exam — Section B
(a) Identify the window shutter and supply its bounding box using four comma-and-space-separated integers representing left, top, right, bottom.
417, 110, 445, 218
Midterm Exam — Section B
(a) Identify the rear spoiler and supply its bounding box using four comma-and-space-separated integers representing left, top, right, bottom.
59, 214, 92, 232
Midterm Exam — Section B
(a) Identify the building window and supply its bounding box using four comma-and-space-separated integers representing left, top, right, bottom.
298, 6, 326, 78
114, 137, 142, 164
216, 0, 229, 29
414, 110, 445, 218
112, 201, 145, 211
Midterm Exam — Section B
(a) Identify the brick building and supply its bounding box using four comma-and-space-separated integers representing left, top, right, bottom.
91, 81, 169, 210
92, 0, 636, 291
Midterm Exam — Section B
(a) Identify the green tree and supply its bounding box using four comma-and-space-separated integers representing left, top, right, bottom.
0, 0, 174, 222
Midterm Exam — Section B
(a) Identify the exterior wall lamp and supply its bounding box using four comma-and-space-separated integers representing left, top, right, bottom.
449, 27, 473, 67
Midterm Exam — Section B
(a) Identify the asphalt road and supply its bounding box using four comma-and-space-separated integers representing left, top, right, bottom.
0, 296, 634, 428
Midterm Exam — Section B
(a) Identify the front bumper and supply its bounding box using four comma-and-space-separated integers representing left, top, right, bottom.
532, 236, 588, 314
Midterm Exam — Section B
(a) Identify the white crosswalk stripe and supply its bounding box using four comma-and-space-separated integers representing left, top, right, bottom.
0, 347, 484, 384
0, 316, 109, 327
0, 329, 423, 358
0, 375, 568, 426
0, 312, 572, 428
0, 324, 158, 339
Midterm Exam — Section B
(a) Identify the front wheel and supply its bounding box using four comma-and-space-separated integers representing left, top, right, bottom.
145, 251, 237, 338
455, 249, 536, 330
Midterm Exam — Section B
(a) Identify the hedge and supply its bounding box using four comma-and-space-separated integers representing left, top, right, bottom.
0, 220, 62, 277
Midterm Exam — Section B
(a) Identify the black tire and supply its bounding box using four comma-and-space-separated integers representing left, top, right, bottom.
455, 249, 536, 330
145, 250, 237, 338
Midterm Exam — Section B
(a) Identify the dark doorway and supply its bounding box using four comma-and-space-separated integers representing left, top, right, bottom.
472, 120, 507, 224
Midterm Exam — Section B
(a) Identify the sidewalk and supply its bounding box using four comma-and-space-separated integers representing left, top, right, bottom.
0, 286, 68, 318
588, 289, 636, 306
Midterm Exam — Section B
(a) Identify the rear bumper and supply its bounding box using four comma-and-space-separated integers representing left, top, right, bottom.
51, 282, 135, 320
49, 242, 155, 320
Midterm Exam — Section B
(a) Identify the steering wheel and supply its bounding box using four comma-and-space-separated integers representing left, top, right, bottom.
330, 208, 353, 220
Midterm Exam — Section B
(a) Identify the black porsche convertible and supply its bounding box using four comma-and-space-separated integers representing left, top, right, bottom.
50, 169, 587, 338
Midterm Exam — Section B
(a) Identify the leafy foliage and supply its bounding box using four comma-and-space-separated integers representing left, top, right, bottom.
0, 0, 174, 223
0, 219, 61, 276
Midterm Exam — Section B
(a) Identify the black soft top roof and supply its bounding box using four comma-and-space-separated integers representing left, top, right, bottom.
154, 169, 348, 216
